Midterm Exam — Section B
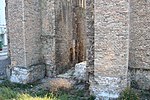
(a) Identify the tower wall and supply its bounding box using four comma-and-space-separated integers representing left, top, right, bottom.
90, 0, 130, 99
129, 0, 150, 90
7, 0, 45, 83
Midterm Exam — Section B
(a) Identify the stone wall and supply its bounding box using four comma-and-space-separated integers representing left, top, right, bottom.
85, 0, 94, 84
41, 0, 84, 76
90, 0, 130, 99
129, 0, 150, 90
5, 0, 150, 98
41, 0, 56, 77
73, 1, 86, 63
7, 0, 87, 82
55, 0, 74, 74
7, 0, 45, 83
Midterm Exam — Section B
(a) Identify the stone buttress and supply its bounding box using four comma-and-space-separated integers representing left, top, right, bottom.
89, 0, 130, 99
7, 0, 45, 83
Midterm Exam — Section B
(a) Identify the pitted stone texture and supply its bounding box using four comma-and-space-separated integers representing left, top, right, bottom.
129, 0, 150, 69
41, 0, 56, 77
130, 69, 150, 90
73, 61, 87, 81
10, 65, 45, 84
7, 0, 26, 67
129, 0, 150, 90
73, 3, 87, 63
6, 0, 150, 98
92, 0, 129, 99
90, 76, 127, 99
41, 0, 55, 36
86, 0, 94, 84
55, 0, 73, 74
24, 0, 42, 66
8, 0, 42, 67
7, 0, 44, 83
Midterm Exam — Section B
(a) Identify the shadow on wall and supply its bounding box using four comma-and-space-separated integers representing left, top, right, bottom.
55, 0, 87, 74
129, 68, 150, 90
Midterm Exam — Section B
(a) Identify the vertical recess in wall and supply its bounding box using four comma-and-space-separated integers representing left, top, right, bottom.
74, 0, 86, 63
54, 0, 87, 74
55, 0, 73, 74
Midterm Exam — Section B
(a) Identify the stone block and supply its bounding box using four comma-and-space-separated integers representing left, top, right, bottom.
73, 61, 87, 81
10, 65, 45, 84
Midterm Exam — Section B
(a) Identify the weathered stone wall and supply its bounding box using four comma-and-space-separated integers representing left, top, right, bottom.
40, 0, 56, 77
85, 0, 94, 85
7, 0, 87, 80
129, 0, 150, 90
55, 0, 73, 74
91, 0, 130, 99
73, 1, 86, 63
24, 0, 43, 66
7, 0, 45, 83
7, 0, 26, 67
40, 0, 87, 76
5, 0, 150, 98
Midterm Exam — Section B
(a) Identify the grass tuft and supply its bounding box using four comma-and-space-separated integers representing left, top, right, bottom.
18, 94, 58, 100
0, 86, 18, 99
0, 80, 94, 100
118, 87, 140, 100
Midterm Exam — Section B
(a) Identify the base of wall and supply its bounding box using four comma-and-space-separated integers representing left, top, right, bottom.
130, 68, 150, 90
10, 64, 45, 84
90, 76, 127, 99
46, 64, 56, 77
94, 93, 118, 100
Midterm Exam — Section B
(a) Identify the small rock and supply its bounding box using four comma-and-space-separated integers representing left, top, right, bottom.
73, 61, 87, 81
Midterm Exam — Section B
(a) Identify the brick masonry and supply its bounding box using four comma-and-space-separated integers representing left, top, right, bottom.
41, 0, 56, 77
7, 0, 45, 83
129, 0, 150, 90
91, 0, 130, 99
5, 0, 150, 99
55, 0, 73, 74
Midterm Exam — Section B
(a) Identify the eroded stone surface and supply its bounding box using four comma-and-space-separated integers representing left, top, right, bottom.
10, 65, 45, 84
5, 0, 150, 99
130, 69, 150, 90
129, 0, 150, 90
41, 0, 56, 77
73, 61, 87, 81
92, 0, 130, 99
7, 0, 44, 83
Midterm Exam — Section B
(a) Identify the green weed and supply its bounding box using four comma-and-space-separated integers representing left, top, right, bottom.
118, 87, 140, 100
